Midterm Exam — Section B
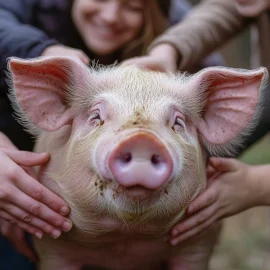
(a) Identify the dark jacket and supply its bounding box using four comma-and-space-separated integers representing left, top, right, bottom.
0, 0, 87, 150
0, 0, 172, 149
0, 0, 73, 98
0, 0, 172, 97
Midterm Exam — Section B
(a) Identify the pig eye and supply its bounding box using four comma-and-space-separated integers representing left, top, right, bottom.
175, 117, 185, 127
89, 112, 100, 120
88, 111, 102, 127
173, 117, 186, 133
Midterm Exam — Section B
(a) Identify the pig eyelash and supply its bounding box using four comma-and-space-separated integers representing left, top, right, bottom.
87, 111, 102, 126
174, 117, 185, 128
88, 111, 100, 121
172, 116, 187, 134
171, 109, 185, 129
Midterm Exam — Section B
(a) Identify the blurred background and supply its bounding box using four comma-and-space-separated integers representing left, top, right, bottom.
186, 0, 270, 268
210, 44, 270, 269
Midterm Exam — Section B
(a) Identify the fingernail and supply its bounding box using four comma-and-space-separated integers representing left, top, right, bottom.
62, 220, 73, 232
40, 152, 50, 160
59, 206, 69, 215
39, 152, 49, 157
188, 207, 193, 214
171, 230, 177, 237
51, 229, 61, 239
35, 232, 43, 239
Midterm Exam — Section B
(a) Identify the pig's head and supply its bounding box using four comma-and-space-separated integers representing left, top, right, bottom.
7, 56, 267, 238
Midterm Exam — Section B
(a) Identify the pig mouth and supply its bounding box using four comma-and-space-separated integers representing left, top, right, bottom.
110, 183, 165, 203
121, 185, 156, 201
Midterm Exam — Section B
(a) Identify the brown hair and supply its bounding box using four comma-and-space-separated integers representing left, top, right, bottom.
67, 0, 168, 61
122, 0, 168, 60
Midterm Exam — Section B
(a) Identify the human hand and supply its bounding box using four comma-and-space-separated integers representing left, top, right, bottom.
121, 44, 178, 72
0, 147, 73, 240
41, 44, 90, 65
0, 218, 38, 262
169, 157, 258, 246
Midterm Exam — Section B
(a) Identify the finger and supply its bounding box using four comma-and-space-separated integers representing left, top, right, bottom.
22, 166, 37, 179
2, 203, 65, 238
209, 157, 239, 173
120, 58, 140, 66
0, 217, 12, 235
206, 164, 216, 179
0, 210, 43, 240
82, 55, 90, 65
5, 186, 72, 232
170, 215, 217, 246
3, 149, 49, 167
187, 189, 217, 215
171, 204, 216, 237
78, 51, 90, 65
128, 60, 164, 72
9, 226, 38, 262
206, 163, 224, 184
9, 167, 70, 215
120, 58, 161, 71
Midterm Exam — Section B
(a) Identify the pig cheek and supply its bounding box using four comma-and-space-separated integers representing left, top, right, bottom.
92, 133, 117, 181
186, 124, 197, 136
71, 113, 96, 137
56, 152, 104, 229
168, 136, 203, 207
165, 137, 184, 181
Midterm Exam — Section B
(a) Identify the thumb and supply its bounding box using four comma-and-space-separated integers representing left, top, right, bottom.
209, 157, 239, 173
120, 57, 140, 66
5, 149, 50, 167
81, 54, 90, 65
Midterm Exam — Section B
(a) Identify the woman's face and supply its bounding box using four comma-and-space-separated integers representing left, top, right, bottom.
235, 0, 270, 17
72, 0, 144, 56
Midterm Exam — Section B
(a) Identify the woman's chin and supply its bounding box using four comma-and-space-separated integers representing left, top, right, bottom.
235, 2, 267, 17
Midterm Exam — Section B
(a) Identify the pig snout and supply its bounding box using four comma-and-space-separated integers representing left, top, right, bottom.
108, 132, 173, 191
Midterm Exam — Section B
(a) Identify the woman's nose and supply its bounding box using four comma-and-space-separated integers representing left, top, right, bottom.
100, 3, 120, 24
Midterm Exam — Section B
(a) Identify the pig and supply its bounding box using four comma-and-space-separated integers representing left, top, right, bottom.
7, 56, 267, 270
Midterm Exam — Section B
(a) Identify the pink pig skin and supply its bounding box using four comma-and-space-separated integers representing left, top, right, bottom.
7, 56, 267, 270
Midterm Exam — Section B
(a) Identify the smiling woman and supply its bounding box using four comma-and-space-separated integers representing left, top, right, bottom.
72, 0, 144, 55
0, 0, 170, 269
71, 0, 168, 61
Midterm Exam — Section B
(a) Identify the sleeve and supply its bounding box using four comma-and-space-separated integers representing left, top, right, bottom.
149, 0, 249, 71
0, 0, 59, 71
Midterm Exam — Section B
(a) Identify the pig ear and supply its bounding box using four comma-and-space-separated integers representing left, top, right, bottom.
7, 56, 89, 134
189, 67, 268, 155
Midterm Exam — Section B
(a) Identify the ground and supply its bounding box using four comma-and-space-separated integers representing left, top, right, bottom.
210, 135, 270, 270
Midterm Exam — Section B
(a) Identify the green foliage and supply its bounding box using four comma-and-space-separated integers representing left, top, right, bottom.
240, 135, 270, 165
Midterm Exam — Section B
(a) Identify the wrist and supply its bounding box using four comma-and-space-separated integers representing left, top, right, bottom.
41, 44, 63, 56
248, 164, 270, 206
149, 43, 178, 63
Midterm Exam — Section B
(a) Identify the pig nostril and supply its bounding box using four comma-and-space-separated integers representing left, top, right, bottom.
151, 154, 161, 165
120, 152, 132, 163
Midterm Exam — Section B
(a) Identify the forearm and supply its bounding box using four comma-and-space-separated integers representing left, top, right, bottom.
149, 0, 249, 71
0, 4, 58, 71
0, 4, 59, 92
249, 164, 270, 206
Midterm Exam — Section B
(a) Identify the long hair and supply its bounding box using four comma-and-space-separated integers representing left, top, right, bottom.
121, 0, 169, 59
67, 0, 169, 61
